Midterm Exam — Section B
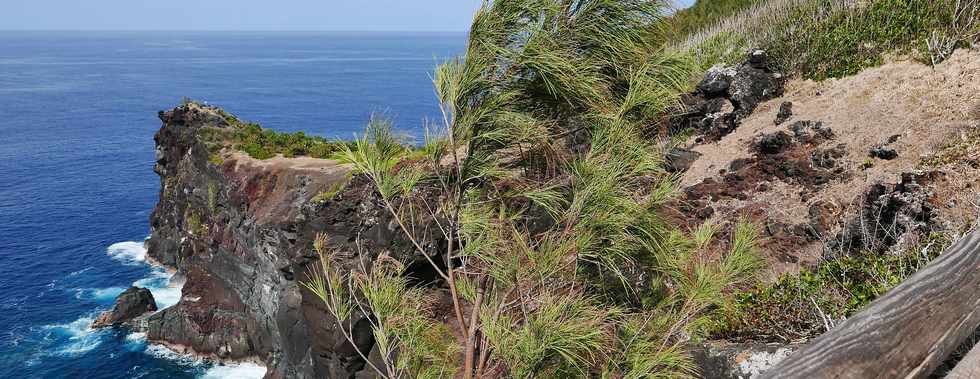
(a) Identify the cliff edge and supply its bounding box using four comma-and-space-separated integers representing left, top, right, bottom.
145, 103, 423, 378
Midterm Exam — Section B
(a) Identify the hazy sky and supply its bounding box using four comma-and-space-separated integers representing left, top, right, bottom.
3, 0, 697, 31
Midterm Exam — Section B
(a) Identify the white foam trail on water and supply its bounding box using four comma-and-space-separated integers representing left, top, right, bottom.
44, 314, 107, 356
145, 344, 203, 366
74, 286, 126, 302
107, 241, 147, 265
200, 363, 267, 379
105, 239, 183, 310
144, 344, 267, 379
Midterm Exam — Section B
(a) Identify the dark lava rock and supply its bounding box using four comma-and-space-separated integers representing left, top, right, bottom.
756, 132, 792, 155
748, 49, 769, 69
831, 171, 940, 255
870, 146, 898, 160
697, 66, 735, 97
788, 120, 833, 143
675, 49, 785, 142
92, 287, 157, 328
665, 148, 702, 173
145, 102, 446, 378
774, 101, 793, 125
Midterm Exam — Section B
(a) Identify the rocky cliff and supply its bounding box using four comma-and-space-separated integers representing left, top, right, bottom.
139, 48, 980, 379
144, 103, 426, 378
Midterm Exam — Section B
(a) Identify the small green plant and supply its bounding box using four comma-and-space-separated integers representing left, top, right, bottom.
184, 208, 208, 236
711, 232, 951, 342
207, 152, 225, 166
920, 128, 980, 168
861, 157, 875, 170
310, 174, 352, 204
207, 182, 218, 212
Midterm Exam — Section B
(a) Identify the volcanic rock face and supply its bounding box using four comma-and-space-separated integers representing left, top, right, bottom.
144, 103, 427, 378
92, 287, 158, 328
673, 49, 786, 141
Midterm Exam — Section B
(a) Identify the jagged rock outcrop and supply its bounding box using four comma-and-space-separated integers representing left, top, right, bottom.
830, 171, 940, 255
144, 103, 431, 378
92, 286, 157, 328
672, 49, 785, 142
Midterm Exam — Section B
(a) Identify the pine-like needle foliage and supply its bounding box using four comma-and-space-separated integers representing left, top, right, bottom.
308, 1, 761, 378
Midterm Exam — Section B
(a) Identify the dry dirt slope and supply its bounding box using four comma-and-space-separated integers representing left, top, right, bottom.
675, 48, 980, 278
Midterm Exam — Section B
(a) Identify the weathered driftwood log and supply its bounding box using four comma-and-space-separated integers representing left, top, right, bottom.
760, 231, 980, 379
946, 342, 980, 379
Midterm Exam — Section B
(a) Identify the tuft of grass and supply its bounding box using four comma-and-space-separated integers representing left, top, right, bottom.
305, 1, 761, 377
920, 127, 980, 168
310, 173, 353, 204
207, 182, 218, 212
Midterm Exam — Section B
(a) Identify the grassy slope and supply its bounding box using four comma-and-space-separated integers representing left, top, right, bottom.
669, 0, 979, 341
673, 0, 978, 80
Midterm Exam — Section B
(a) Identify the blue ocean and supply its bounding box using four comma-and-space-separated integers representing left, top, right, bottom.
0, 31, 464, 378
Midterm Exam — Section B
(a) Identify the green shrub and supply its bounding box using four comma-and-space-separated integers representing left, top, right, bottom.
711, 232, 951, 342
310, 173, 352, 204
190, 105, 350, 160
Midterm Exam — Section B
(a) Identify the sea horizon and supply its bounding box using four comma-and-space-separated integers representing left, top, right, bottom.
0, 31, 465, 378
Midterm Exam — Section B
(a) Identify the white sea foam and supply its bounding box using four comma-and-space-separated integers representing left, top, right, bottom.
133, 269, 182, 309
144, 343, 267, 379
44, 314, 106, 356
107, 241, 147, 264
124, 332, 148, 351
145, 344, 203, 366
74, 286, 126, 302
200, 362, 267, 379
125, 332, 146, 342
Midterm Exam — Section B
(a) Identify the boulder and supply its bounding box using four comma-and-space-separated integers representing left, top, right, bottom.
870, 146, 898, 160
692, 342, 797, 379
665, 148, 702, 173
676, 49, 786, 142
774, 101, 793, 125
92, 286, 157, 328
755, 131, 792, 155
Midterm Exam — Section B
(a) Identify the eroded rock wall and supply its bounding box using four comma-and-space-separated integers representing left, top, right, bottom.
144, 103, 420, 378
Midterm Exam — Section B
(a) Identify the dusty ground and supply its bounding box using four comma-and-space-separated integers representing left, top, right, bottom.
222, 152, 352, 224
677, 49, 980, 278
